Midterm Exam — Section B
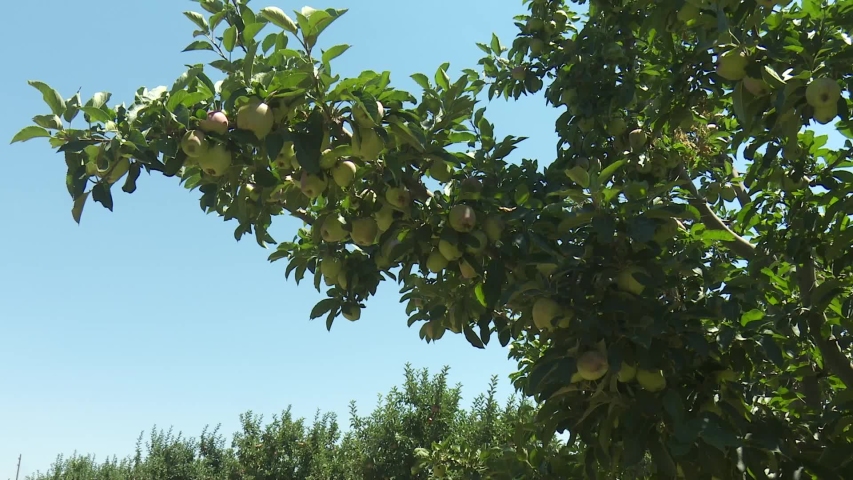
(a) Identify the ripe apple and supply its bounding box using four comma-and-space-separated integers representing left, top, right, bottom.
320, 216, 349, 243
199, 111, 229, 135
617, 363, 637, 382
532, 297, 561, 330
181, 130, 209, 158
107, 158, 131, 184
273, 141, 296, 170
577, 351, 609, 381
429, 158, 454, 182
813, 103, 838, 125
438, 239, 463, 261
616, 265, 647, 295
236, 98, 275, 139
426, 251, 449, 273
715, 50, 748, 81
332, 160, 357, 188
299, 171, 328, 199
465, 230, 488, 254
448, 205, 477, 232
351, 217, 378, 246
805, 77, 841, 109
742, 76, 769, 96
636, 369, 667, 392
385, 187, 411, 209
320, 255, 342, 280
197, 144, 232, 177
342, 304, 361, 321
484, 216, 505, 243
374, 203, 395, 231
459, 259, 478, 279
628, 129, 647, 150
352, 100, 385, 128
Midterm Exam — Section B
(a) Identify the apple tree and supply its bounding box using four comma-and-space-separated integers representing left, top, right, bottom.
12, 0, 853, 477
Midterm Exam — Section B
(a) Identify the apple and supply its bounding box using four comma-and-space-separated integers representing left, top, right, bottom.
616, 265, 647, 295
352, 100, 385, 128
715, 50, 748, 81
636, 369, 667, 392
181, 130, 208, 158
426, 251, 449, 273
438, 239, 463, 261
532, 297, 562, 330
199, 111, 229, 135
107, 158, 131, 184
677, 3, 701, 23
553, 9, 568, 28
448, 205, 477, 233
320, 216, 349, 243
459, 259, 478, 279
197, 144, 232, 177
653, 217, 680, 243
320, 255, 342, 280
628, 129, 647, 150
429, 158, 454, 182
236, 98, 275, 139
526, 18, 544, 32
617, 363, 637, 382
465, 230, 489, 254
570, 372, 584, 383
374, 203, 395, 231
484, 216, 505, 243
529, 38, 545, 56
423, 321, 445, 341
607, 118, 627, 136
332, 160, 357, 188
342, 304, 361, 321
536, 263, 558, 277
805, 77, 841, 109
577, 117, 594, 133
510, 66, 526, 81
577, 351, 609, 381
245, 183, 261, 202
351, 218, 378, 246
385, 186, 411, 209
299, 171, 328, 199
813, 103, 838, 125
352, 127, 384, 160
742, 76, 769, 96
273, 141, 296, 170
319, 149, 339, 170
336, 270, 348, 290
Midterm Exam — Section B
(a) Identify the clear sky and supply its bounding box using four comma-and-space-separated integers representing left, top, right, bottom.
0, 1, 563, 477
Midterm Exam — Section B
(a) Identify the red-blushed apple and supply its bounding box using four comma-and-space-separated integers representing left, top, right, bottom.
199, 111, 229, 135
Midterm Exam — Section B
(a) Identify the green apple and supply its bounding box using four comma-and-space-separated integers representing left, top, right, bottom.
553, 9, 568, 28
617, 363, 637, 382
426, 251, 449, 273
429, 158, 454, 182
628, 129, 647, 150
181, 130, 208, 158
299, 172, 328, 199
677, 3, 701, 23
351, 127, 384, 160
422, 321, 445, 341
320, 216, 349, 243
342, 304, 361, 321
510, 66, 526, 81
636, 369, 667, 392
813, 103, 838, 125
107, 158, 131, 184
448, 205, 477, 233
438, 239, 463, 261
532, 297, 561, 330
616, 265, 647, 295
273, 141, 296, 170
459, 259, 478, 279
742, 76, 769, 96
197, 144, 232, 177
374, 203, 395, 231
336, 270, 348, 290
236, 98, 275, 139
320, 255, 342, 280
385, 187, 411, 209
352, 100, 385, 128
715, 50, 748, 81
351, 218, 378, 246
577, 351, 609, 381
805, 77, 841, 109
465, 230, 488, 254
319, 148, 339, 170
529, 38, 545, 56
526, 18, 544, 32
332, 160, 357, 188
653, 217, 680, 243
199, 111, 229, 135
483, 216, 505, 243
607, 118, 627, 136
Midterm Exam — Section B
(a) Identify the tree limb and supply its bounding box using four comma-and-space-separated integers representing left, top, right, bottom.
797, 255, 853, 389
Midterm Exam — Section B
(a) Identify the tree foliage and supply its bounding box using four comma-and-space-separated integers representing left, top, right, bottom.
13, 0, 853, 477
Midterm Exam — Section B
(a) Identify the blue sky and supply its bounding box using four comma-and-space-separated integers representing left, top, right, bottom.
0, 1, 563, 477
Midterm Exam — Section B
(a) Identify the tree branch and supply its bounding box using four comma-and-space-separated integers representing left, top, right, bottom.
676, 165, 757, 260
797, 255, 853, 389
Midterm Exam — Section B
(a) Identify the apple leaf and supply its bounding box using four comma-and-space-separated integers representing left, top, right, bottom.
10, 126, 50, 144
71, 191, 90, 225
28, 80, 66, 117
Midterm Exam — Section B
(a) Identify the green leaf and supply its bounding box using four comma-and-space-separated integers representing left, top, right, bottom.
223, 25, 237, 52
259, 6, 297, 34
598, 159, 626, 182
64, 93, 81, 123
410, 73, 430, 90
310, 298, 337, 320
80, 107, 113, 124
71, 191, 90, 224
183, 11, 208, 31
490, 33, 503, 54
810, 279, 845, 311
740, 309, 765, 327
183, 40, 214, 52
171, 66, 201, 94
322, 44, 350, 65
463, 325, 485, 349
28, 80, 66, 116
10, 126, 51, 143
86, 92, 111, 109
566, 166, 590, 188
32, 115, 63, 130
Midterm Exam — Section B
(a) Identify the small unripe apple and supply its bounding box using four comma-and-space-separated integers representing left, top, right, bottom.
320, 255, 342, 280
484, 216, 505, 243
374, 203, 395, 231
352, 100, 385, 128
616, 265, 648, 295
577, 351, 609, 381
342, 304, 361, 321
199, 111, 229, 135
319, 148, 339, 170
805, 77, 841, 109
617, 363, 637, 382
181, 130, 209, 158
813, 103, 838, 125
197, 144, 232, 177
336, 270, 348, 290
426, 251, 449, 273
628, 129, 647, 150
273, 141, 296, 170
459, 259, 478, 279
607, 118, 627, 136
332, 160, 357, 188
429, 159, 454, 182
385, 187, 411, 208
351, 217, 378, 246
532, 297, 561, 331
300, 171, 328, 199
438, 239, 463, 261
742, 76, 769, 96
529, 38, 545, 56
465, 230, 488, 254
448, 205, 477, 232
715, 50, 748, 81
236, 98, 275, 139
636, 369, 667, 392
320, 216, 349, 243
510, 66, 526, 81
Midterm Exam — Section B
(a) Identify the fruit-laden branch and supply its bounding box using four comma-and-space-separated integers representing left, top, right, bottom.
797, 255, 853, 389
676, 165, 757, 260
